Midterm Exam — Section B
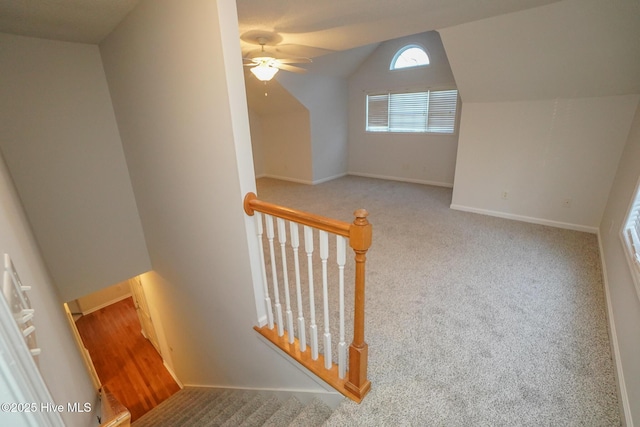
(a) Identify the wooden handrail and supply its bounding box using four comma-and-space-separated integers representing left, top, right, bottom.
244, 192, 351, 237
99, 386, 131, 427
244, 192, 372, 402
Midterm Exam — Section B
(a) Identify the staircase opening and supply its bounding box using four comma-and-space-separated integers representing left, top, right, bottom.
65, 276, 181, 422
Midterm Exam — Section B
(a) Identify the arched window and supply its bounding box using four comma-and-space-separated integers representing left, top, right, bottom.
390, 45, 430, 70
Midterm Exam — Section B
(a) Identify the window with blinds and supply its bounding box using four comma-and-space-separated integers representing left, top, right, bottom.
366, 89, 458, 134
621, 178, 640, 301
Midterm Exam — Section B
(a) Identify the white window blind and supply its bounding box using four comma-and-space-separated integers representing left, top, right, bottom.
366, 89, 458, 134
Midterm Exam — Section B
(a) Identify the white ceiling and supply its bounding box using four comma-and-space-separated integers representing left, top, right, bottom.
0, 0, 141, 44
0, 0, 559, 49
236, 0, 561, 58
2, 0, 636, 106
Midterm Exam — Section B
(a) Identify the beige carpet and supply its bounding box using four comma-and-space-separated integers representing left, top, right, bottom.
256, 176, 621, 426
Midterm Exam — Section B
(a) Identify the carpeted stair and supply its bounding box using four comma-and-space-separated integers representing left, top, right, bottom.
132, 387, 334, 427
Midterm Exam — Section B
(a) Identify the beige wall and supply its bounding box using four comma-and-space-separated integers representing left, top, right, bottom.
75, 280, 132, 314
0, 33, 151, 302
348, 31, 459, 187
449, 95, 639, 232
439, 0, 640, 232
0, 149, 96, 426
248, 109, 266, 177
261, 110, 313, 183
277, 73, 349, 183
599, 103, 640, 425
99, 0, 328, 392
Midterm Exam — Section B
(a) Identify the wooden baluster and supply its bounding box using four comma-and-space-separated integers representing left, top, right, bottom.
255, 213, 274, 328
337, 235, 347, 379
304, 225, 319, 360
290, 222, 306, 351
345, 209, 372, 399
319, 230, 332, 369
277, 218, 295, 343
265, 214, 284, 336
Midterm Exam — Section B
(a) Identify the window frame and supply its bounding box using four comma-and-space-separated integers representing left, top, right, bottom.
620, 175, 640, 302
390, 44, 430, 70
365, 87, 459, 135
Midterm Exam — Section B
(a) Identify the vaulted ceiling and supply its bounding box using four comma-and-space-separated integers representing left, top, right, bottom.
0, 0, 559, 49
1, 0, 638, 104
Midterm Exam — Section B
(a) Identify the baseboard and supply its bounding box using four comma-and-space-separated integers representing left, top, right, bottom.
347, 171, 454, 188
597, 231, 633, 426
257, 314, 268, 327
313, 173, 348, 185
258, 173, 348, 186
163, 360, 183, 389
260, 174, 314, 185
449, 204, 599, 234
81, 293, 132, 315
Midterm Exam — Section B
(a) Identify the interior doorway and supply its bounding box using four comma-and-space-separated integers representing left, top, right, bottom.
66, 277, 181, 422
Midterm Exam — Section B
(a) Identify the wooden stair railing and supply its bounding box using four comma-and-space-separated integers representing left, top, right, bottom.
244, 192, 371, 402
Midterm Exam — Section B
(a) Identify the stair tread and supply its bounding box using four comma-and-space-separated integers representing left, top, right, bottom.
239, 395, 281, 427
220, 393, 268, 427
289, 398, 334, 427
202, 390, 256, 425
262, 396, 304, 427
133, 388, 337, 427
132, 387, 227, 427
170, 388, 235, 425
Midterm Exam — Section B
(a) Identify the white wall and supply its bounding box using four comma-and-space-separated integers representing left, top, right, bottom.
599, 103, 640, 426
348, 31, 459, 187
450, 96, 639, 231
261, 110, 313, 183
0, 151, 96, 426
248, 109, 265, 177
277, 74, 349, 183
100, 0, 327, 392
244, 77, 313, 183
75, 280, 131, 315
438, 0, 640, 102
0, 33, 151, 302
439, 0, 640, 232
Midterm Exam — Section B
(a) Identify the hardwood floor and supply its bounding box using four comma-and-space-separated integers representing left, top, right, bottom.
75, 297, 180, 422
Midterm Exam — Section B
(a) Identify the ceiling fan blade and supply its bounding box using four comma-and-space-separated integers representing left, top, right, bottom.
276, 63, 308, 74
274, 44, 335, 58
277, 57, 312, 64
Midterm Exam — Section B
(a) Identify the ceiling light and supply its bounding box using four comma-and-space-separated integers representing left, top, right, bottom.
250, 64, 279, 81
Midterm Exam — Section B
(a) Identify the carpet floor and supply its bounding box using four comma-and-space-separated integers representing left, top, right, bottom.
255, 176, 621, 426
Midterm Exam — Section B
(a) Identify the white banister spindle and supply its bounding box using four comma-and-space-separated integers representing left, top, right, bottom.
277, 218, 295, 342
255, 213, 274, 328
290, 222, 306, 351
319, 231, 332, 368
4, 254, 41, 361
337, 235, 347, 378
304, 226, 319, 360
265, 215, 284, 336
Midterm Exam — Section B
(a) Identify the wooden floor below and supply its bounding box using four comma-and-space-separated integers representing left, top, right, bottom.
75, 297, 180, 422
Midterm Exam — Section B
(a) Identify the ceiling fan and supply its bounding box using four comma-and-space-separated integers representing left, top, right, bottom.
243, 37, 311, 81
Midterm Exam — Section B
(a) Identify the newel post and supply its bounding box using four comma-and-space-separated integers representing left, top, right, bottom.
345, 209, 372, 400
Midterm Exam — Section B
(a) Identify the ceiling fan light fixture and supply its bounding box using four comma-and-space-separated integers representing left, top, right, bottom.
250, 64, 279, 81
